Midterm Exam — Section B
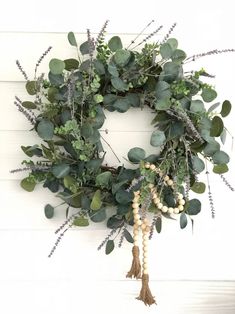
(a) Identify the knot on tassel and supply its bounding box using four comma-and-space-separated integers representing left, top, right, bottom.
137, 274, 156, 306
126, 245, 142, 279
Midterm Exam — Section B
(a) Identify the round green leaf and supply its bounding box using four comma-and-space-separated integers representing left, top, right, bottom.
220, 100, 232, 117
163, 62, 182, 82
37, 119, 54, 140
105, 240, 114, 255
166, 38, 178, 50
22, 101, 36, 109
111, 77, 128, 92
90, 190, 102, 210
128, 147, 146, 163
155, 98, 171, 110
114, 49, 131, 67
203, 141, 220, 156
113, 98, 131, 113
155, 216, 162, 233
191, 182, 206, 194
126, 93, 140, 107
49, 59, 65, 75
191, 156, 205, 173
73, 217, 89, 227
180, 213, 188, 229
212, 151, 230, 164
201, 88, 217, 103
210, 116, 224, 137
160, 43, 173, 59
107, 215, 124, 229
90, 208, 106, 223
96, 171, 112, 188
44, 204, 54, 219
150, 130, 166, 147
155, 81, 171, 100
80, 41, 90, 55
68, 32, 77, 47
94, 59, 105, 75
171, 49, 187, 63
108, 63, 119, 77
186, 199, 201, 215
108, 36, 123, 52
64, 58, 79, 71
208, 102, 220, 113
52, 163, 70, 178
20, 178, 36, 192
115, 189, 133, 204
48, 72, 64, 86
190, 100, 205, 113
26, 81, 37, 95
213, 164, 229, 174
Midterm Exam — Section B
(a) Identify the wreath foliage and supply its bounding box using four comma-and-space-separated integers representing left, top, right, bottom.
14, 22, 233, 250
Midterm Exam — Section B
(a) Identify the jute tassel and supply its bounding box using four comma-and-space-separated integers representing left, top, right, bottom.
126, 191, 142, 279
137, 221, 156, 306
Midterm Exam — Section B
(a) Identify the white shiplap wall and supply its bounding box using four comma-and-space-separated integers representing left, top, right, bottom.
0, 1, 235, 313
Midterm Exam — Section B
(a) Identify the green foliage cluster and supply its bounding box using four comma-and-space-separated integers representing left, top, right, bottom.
15, 26, 232, 250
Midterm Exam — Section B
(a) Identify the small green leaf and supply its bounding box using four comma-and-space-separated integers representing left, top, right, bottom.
114, 49, 131, 67
210, 116, 224, 137
113, 98, 130, 112
64, 58, 79, 71
26, 81, 37, 95
128, 147, 146, 163
105, 240, 114, 254
155, 216, 162, 233
191, 156, 205, 173
63, 175, 77, 191
20, 178, 36, 192
68, 32, 77, 47
155, 98, 171, 110
37, 119, 54, 140
160, 43, 173, 59
90, 190, 102, 210
212, 151, 230, 164
213, 164, 228, 174
73, 217, 89, 227
107, 215, 124, 229
108, 63, 119, 77
201, 88, 217, 103
180, 213, 187, 229
220, 129, 227, 144
44, 204, 54, 219
203, 142, 220, 156
108, 36, 123, 52
111, 77, 128, 92
90, 208, 106, 222
124, 229, 134, 243
94, 59, 105, 75
186, 199, 201, 215
52, 163, 70, 178
191, 182, 206, 194
220, 100, 232, 117
111, 180, 127, 195
163, 62, 182, 82
115, 189, 133, 205
150, 130, 166, 147
49, 59, 65, 75
80, 41, 90, 55
155, 81, 171, 100
93, 94, 103, 104
22, 101, 37, 109
208, 102, 220, 113
171, 49, 187, 63
96, 171, 112, 188
126, 93, 140, 107
190, 100, 205, 113
166, 38, 178, 50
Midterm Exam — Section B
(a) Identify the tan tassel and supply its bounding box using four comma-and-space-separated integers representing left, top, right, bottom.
126, 191, 142, 279
126, 245, 142, 279
137, 222, 156, 306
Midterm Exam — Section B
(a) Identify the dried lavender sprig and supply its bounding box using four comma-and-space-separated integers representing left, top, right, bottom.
185, 175, 191, 200
97, 228, 117, 250
118, 225, 127, 248
161, 22, 177, 44
126, 175, 145, 192
14, 100, 36, 125
205, 167, 215, 218
127, 19, 155, 49
10, 164, 50, 174
15, 96, 37, 119
48, 221, 74, 258
185, 48, 235, 62
34, 46, 52, 76
219, 174, 234, 192
95, 20, 109, 46
55, 212, 79, 234
132, 25, 163, 49
87, 29, 95, 58
16, 60, 28, 81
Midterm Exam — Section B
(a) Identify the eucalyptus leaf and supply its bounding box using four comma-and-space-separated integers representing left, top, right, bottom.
111, 77, 128, 91
124, 229, 134, 243
94, 59, 105, 75
155, 81, 171, 100
114, 49, 131, 67
166, 38, 178, 50
220, 100, 232, 117
90, 190, 102, 210
160, 43, 173, 59
49, 59, 65, 75
22, 101, 36, 109
44, 204, 54, 219
20, 178, 36, 192
155, 216, 162, 233
90, 207, 106, 222
150, 130, 166, 147
73, 217, 89, 227
128, 147, 146, 163
68, 32, 77, 47
191, 182, 206, 194
208, 102, 220, 113
213, 164, 228, 174
212, 151, 230, 164
52, 163, 70, 178
37, 119, 54, 140
201, 88, 217, 103
210, 116, 224, 137
180, 213, 187, 229
220, 129, 227, 144
186, 199, 201, 215
191, 156, 205, 173
126, 93, 140, 107
80, 41, 90, 55
113, 98, 131, 112
105, 240, 114, 254
96, 171, 112, 188
26, 81, 37, 95
190, 100, 205, 113
108, 63, 119, 77
115, 188, 133, 204
64, 58, 79, 71
108, 36, 123, 52
171, 49, 187, 63
155, 98, 171, 110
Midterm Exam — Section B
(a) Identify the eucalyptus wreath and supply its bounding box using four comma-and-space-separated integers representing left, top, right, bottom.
13, 21, 234, 305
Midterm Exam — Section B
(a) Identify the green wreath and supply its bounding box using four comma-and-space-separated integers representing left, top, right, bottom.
13, 21, 234, 305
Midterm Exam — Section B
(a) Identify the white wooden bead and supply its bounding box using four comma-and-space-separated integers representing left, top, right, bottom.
178, 205, 184, 211
132, 203, 139, 209
133, 208, 139, 214
162, 206, 168, 213
148, 183, 154, 188
137, 220, 142, 226
143, 235, 148, 240
143, 269, 148, 274
157, 202, 163, 209
143, 263, 148, 269
143, 252, 148, 258
133, 229, 139, 236
179, 199, 185, 205
174, 208, 180, 214
167, 179, 174, 186
164, 175, 170, 181
143, 240, 148, 246
141, 223, 146, 230
159, 171, 163, 177
150, 164, 156, 170
177, 193, 183, 199
133, 196, 140, 203
152, 193, 158, 199
143, 218, 149, 224
168, 207, 174, 214
134, 191, 140, 196
134, 235, 139, 242
134, 213, 140, 220
143, 246, 148, 252
154, 198, 160, 204
145, 163, 150, 169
